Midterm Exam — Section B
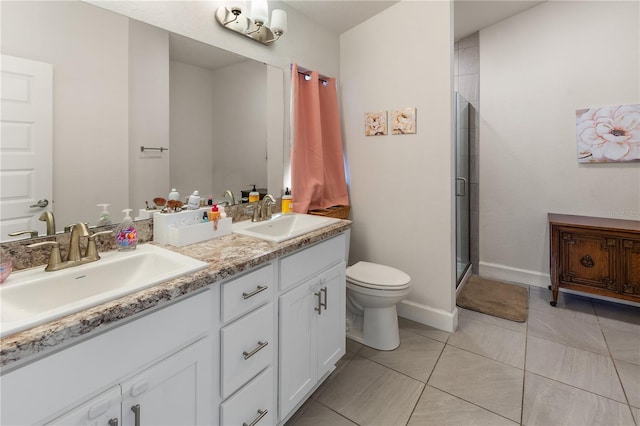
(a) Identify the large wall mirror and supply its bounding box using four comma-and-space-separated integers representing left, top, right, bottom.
1, 1, 284, 242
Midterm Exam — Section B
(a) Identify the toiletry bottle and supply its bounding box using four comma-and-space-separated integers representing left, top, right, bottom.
97, 203, 113, 226
208, 204, 221, 222
188, 190, 200, 210
202, 211, 209, 222
249, 185, 259, 203
282, 188, 292, 214
208, 196, 213, 206
168, 188, 180, 201
115, 209, 138, 251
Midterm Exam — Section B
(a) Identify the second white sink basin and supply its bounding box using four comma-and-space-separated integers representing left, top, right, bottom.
0, 244, 208, 338
233, 213, 341, 243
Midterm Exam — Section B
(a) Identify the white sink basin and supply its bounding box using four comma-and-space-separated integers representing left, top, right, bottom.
0, 244, 208, 338
233, 213, 341, 243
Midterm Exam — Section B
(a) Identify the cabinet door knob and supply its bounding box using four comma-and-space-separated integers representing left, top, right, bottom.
108, 419, 119, 426
580, 255, 594, 268
243, 340, 269, 360
243, 409, 268, 426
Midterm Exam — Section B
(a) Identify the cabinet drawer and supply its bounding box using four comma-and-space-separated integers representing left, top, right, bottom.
222, 264, 274, 323
280, 233, 346, 291
559, 230, 617, 291
220, 367, 274, 426
221, 303, 274, 398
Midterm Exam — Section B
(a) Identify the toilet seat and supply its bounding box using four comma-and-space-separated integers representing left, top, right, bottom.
346, 261, 411, 291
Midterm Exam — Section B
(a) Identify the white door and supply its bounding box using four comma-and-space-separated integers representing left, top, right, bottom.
278, 280, 317, 418
1, 54, 53, 241
316, 262, 346, 379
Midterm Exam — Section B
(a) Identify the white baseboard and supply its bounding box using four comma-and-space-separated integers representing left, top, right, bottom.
478, 261, 550, 289
397, 299, 458, 333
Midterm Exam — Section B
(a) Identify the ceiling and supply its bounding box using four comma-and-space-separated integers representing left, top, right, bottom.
282, 0, 545, 40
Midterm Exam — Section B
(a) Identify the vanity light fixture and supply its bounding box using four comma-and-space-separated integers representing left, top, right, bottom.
215, 0, 287, 46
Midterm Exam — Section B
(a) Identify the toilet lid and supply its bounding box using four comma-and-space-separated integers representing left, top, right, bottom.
346, 261, 411, 290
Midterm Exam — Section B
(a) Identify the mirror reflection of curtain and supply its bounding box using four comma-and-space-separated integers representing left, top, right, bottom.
290, 63, 349, 213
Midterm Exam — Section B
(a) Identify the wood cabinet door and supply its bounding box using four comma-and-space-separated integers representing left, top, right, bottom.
621, 238, 640, 298
559, 231, 617, 291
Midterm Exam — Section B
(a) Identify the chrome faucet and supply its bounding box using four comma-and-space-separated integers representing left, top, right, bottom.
28, 223, 112, 271
223, 190, 236, 206
39, 211, 56, 236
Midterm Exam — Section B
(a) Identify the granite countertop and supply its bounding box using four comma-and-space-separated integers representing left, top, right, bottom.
0, 220, 351, 368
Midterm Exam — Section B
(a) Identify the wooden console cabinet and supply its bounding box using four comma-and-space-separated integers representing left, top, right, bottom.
549, 213, 640, 306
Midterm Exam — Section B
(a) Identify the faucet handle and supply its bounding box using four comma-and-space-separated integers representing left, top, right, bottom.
28, 241, 62, 271
85, 230, 113, 261
8, 230, 39, 238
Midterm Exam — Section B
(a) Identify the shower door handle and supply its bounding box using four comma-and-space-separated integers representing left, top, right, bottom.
456, 177, 467, 196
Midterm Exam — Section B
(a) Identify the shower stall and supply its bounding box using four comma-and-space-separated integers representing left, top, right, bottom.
455, 92, 472, 285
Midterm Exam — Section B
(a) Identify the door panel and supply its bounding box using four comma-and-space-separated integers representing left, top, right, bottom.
1, 54, 53, 241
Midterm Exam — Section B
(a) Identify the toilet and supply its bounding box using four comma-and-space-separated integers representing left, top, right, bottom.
345, 261, 411, 351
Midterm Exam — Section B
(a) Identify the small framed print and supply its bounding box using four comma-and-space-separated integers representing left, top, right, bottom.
391, 108, 417, 135
365, 111, 387, 136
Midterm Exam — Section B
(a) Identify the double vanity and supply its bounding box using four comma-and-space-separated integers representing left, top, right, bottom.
0, 214, 351, 426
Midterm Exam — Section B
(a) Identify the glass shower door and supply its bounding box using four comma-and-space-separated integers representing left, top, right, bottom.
455, 93, 471, 285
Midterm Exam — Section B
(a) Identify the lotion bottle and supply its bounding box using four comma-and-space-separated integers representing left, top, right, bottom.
168, 188, 180, 201
114, 209, 137, 251
282, 188, 292, 214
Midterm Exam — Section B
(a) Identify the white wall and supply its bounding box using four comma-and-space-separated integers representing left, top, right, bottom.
1, 1, 129, 229
129, 20, 170, 213
479, 1, 640, 287
341, 1, 456, 331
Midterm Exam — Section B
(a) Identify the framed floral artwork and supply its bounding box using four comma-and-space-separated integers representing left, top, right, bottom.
576, 104, 639, 163
391, 108, 416, 135
365, 111, 387, 136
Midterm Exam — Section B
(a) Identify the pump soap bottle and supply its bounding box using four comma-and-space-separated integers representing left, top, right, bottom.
114, 209, 138, 251
249, 185, 259, 203
282, 188, 292, 214
97, 204, 113, 226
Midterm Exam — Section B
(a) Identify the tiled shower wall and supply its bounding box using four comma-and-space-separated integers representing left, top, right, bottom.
454, 32, 480, 273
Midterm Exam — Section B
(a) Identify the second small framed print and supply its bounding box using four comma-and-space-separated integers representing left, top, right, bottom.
391, 108, 417, 135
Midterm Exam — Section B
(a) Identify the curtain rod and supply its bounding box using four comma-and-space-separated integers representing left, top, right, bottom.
291, 64, 330, 83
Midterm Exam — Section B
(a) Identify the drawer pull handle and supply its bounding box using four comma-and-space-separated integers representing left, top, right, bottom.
131, 404, 141, 426
581, 255, 594, 268
243, 341, 269, 360
314, 290, 322, 315
242, 285, 268, 299
243, 409, 268, 426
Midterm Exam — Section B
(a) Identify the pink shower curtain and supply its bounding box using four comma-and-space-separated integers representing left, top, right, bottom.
291, 63, 349, 213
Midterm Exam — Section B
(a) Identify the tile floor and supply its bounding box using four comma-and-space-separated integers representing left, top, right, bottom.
287, 286, 640, 426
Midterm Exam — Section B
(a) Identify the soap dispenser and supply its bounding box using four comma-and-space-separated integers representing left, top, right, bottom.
249, 185, 259, 203
114, 209, 138, 251
282, 188, 292, 214
96, 203, 112, 226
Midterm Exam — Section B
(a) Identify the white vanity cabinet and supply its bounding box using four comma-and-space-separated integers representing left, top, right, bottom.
278, 234, 347, 419
219, 263, 276, 426
1, 291, 213, 426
